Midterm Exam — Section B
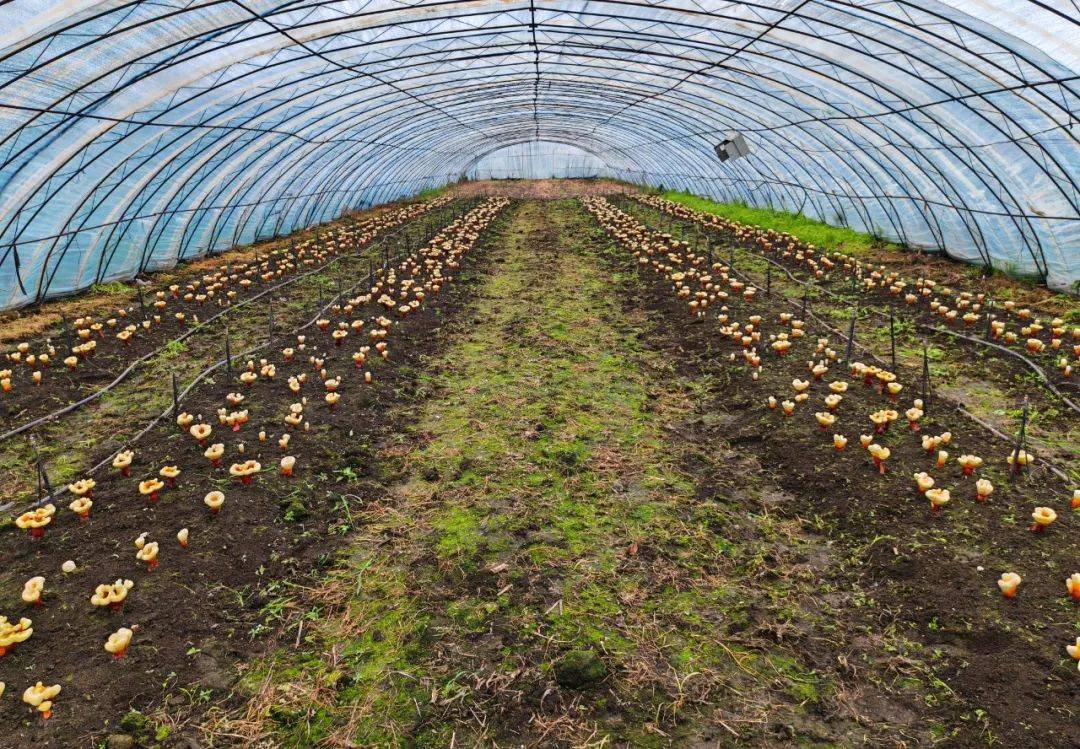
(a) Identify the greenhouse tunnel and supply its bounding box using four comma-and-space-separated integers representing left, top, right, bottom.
0, 0, 1076, 310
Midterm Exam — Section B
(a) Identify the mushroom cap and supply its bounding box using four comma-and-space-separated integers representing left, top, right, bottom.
138, 478, 164, 494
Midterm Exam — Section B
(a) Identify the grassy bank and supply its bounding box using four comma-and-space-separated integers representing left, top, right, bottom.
653, 189, 895, 257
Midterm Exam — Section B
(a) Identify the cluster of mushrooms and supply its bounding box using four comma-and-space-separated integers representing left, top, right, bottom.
1, 196, 507, 723
0, 197, 452, 403
633, 194, 1079, 384
582, 195, 1079, 674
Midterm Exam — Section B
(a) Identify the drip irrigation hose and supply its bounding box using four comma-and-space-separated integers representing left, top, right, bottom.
603, 199, 1073, 488
0, 201, 461, 445
0, 197, 436, 356
3, 199, 501, 515
622, 196, 1080, 417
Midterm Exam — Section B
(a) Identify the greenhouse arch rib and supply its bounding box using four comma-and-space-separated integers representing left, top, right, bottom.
0, 0, 1075, 307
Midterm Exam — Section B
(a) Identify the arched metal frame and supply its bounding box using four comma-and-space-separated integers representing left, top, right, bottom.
0, 0, 1075, 308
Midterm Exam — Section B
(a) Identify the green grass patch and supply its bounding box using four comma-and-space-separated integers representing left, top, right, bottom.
655, 190, 896, 257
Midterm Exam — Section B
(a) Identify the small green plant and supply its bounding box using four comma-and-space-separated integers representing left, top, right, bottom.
89, 281, 133, 295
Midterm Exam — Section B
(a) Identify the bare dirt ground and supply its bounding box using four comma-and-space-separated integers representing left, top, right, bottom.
450, 178, 630, 200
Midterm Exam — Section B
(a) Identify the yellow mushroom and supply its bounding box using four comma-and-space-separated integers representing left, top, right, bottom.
905, 407, 923, 431
228, 459, 261, 485
22, 682, 60, 719
15, 504, 55, 538
975, 478, 994, 502
997, 572, 1021, 598
957, 454, 983, 476
1030, 506, 1057, 532
1007, 449, 1033, 474
926, 488, 950, 511
0, 616, 33, 657
868, 444, 890, 473
90, 579, 134, 610
159, 465, 181, 486
69, 497, 92, 520
204, 442, 225, 466
112, 449, 134, 476
105, 627, 133, 659
67, 478, 95, 498
21, 576, 45, 606
139, 478, 164, 503
136, 541, 159, 571
913, 472, 934, 493
1065, 573, 1080, 601
204, 490, 226, 513
280, 455, 296, 477
189, 423, 212, 444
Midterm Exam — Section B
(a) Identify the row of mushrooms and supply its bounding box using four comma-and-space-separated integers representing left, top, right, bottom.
582, 195, 1079, 674
1, 197, 509, 722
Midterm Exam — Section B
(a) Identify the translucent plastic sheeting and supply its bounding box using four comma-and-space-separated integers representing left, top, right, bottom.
466, 142, 607, 180
0, 0, 1075, 309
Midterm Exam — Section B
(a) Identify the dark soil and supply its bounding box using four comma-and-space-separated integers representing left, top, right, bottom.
0, 201, 507, 747
617, 195, 1079, 394
591, 199, 1079, 747
0, 198, 457, 432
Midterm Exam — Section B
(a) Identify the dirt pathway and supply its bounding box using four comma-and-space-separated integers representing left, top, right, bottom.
206, 200, 932, 747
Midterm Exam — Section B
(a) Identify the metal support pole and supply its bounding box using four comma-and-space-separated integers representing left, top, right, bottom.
36, 456, 52, 498
60, 314, 73, 352
1009, 397, 1029, 482
29, 437, 52, 498
171, 373, 179, 417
